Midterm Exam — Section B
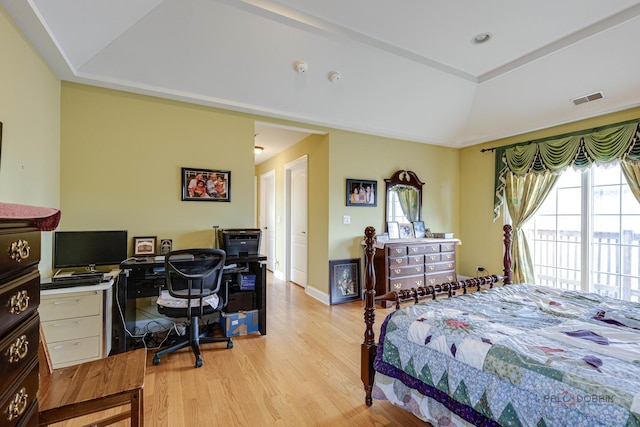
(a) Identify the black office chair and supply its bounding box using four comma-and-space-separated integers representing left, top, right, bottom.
152, 248, 233, 368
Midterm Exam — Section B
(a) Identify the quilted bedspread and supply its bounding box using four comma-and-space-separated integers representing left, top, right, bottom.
373, 284, 640, 426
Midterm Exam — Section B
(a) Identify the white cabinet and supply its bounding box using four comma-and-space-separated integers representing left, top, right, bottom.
40, 279, 114, 368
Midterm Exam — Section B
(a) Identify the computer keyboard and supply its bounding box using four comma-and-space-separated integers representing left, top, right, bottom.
42, 275, 105, 290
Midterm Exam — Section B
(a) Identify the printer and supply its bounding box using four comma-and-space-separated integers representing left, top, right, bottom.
218, 228, 261, 257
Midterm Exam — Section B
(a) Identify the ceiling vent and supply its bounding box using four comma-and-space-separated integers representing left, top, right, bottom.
572, 91, 604, 106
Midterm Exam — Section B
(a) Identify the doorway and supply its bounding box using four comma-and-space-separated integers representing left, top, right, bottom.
259, 170, 276, 272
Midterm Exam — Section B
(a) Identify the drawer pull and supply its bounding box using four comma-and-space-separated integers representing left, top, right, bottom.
8, 335, 29, 363
448, 263, 453, 268
52, 299, 82, 305
394, 259, 403, 265
9, 291, 29, 314
6, 387, 28, 421
415, 267, 422, 272
415, 280, 423, 286
447, 275, 454, 281
393, 248, 403, 254
429, 278, 436, 284
52, 320, 82, 328
428, 265, 435, 271
411, 247, 418, 253
393, 269, 401, 274
8, 239, 31, 263
52, 342, 82, 351
393, 283, 401, 290
429, 255, 437, 261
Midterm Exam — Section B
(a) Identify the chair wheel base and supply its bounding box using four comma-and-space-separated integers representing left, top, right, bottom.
195, 357, 203, 368
227, 340, 234, 349
152, 356, 160, 365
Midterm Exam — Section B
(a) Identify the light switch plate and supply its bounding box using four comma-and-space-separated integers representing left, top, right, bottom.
343, 215, 351, 224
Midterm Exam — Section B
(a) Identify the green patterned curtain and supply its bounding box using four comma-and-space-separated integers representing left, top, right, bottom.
621, 159, 640, 204
493, 120, 640, 220
504, 171, 559, 284
393, 185, 419, 222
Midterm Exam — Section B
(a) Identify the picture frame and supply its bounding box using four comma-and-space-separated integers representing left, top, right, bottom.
329, 258, 361, 305
425, 228, 433, 238
413, 221, 426, 238
182, 167, 231, 202
133, 236, 157, 256
346, 179, 377, 206
387, 221, 400, 239
398, 223, 414, 239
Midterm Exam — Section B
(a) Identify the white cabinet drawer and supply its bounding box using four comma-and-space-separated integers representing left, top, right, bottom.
40, 291, 101, 320
42, 314, 102, 342
48, 335, 101, 368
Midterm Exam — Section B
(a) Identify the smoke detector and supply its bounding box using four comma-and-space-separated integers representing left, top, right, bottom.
294, 60, 308, 74
328, 71, 341, 83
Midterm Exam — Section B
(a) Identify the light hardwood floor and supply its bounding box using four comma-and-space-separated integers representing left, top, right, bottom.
51, 272, 427, 426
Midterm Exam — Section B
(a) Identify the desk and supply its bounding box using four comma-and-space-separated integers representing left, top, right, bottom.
113, 254, 267, 353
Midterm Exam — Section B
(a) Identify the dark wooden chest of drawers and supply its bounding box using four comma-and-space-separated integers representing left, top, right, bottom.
1, 219, 42, 426
373, 238, 460, 308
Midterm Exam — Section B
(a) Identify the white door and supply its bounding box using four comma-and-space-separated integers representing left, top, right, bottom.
259, 170, 276, 272
288, 157, 308, 287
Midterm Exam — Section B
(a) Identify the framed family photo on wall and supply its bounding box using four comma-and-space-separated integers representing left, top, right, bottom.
182, 167, 231, 202
329, 258, 361, 304
346, 179, 377, 206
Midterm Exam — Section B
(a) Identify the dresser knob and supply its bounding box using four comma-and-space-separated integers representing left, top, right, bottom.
394, 269, 401, 274
9, 291, 29, 315
393, 283, 401, 290
8, 239, 30, 263
8, 335, 29, 363
395, 259, 402, 265
429, 278, 436, 284
429, 265, 435, 271
6, 387, 28, 421
448, 263, 453, 268
416, 280, 423, 286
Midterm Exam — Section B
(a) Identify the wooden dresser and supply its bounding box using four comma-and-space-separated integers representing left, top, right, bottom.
0, 217, 42, 426
372, 238, 461, 308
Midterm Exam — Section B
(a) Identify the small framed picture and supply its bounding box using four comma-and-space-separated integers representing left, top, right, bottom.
182, 167, 231, 202
399, 223, 414, 239
346, 179, 377, 206
413, 221, 426, 238
387, 221, 400, 239
329, 258, 361, 304
425, 228, 433, 238
134, 236, 157, 256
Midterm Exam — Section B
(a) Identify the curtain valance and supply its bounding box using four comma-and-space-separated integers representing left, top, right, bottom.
493, 119, 640, 220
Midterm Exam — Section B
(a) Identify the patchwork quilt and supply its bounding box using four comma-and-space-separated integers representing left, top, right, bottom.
373, 284, 640, 426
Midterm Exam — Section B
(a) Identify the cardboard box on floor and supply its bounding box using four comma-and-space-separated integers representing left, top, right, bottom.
222, 310, 259, 337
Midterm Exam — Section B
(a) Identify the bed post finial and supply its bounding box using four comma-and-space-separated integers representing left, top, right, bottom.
362, 226, 377, 406
503, 224, 513, 284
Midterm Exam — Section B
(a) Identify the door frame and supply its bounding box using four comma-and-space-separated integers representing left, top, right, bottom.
259, 169, 276, 273
284, 155, 308, 285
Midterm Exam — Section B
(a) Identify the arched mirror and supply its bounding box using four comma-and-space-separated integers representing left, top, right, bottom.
385, 170, 423, 226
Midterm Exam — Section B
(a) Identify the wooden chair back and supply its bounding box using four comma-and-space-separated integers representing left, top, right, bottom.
38, 325, 146, 426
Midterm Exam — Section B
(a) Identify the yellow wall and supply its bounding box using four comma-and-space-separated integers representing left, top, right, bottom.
60, 83, 256, 253
459, 106, 640, 278
0, 8, 60, 275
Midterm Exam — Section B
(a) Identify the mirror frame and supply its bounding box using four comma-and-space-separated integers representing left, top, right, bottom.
385, 170, 424, 227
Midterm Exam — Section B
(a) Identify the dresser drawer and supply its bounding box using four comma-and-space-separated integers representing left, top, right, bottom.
389, 264, 424, 278
424, 260, 456, 273
40, 291, 101, 321
0, 228, 41, 280
387, 246, 407, 256
389, 274, 425, 291
440, 243, 456, 252
441, 252, 455, 262
0, 313, 39, 391
42, 314, 102, 343
388, 256, 407, 268
407, 244, 439, 255
407, 254, 424, 265
424, 272, 456, 287
424, 253, 441, 263
48, 335, 101, 368
0, 270, 40, 338
0, 357, 38, 427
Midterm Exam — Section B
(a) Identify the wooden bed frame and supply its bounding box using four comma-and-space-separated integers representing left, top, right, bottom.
361, 224, 514, 406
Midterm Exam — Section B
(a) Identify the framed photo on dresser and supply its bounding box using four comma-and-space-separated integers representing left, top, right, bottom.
413, 221, 426, 238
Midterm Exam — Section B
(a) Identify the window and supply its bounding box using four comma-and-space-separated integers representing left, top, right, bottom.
522, 163, 640, 302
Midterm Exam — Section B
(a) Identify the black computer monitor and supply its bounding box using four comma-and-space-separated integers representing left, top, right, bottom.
53, 230, 128, 270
